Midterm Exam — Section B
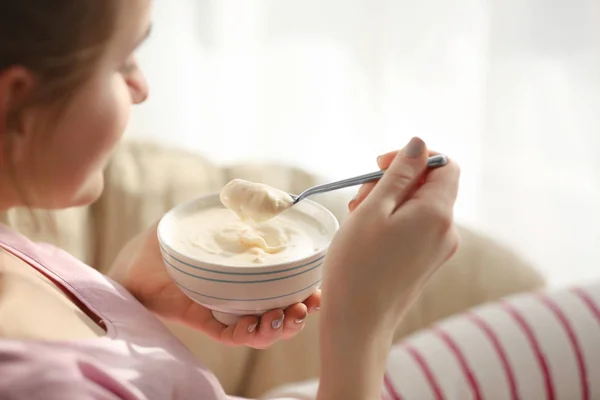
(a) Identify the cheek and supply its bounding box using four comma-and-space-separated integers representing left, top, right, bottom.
94, 76, 132, 148
43, 76, 132, 199
14, 73, 133, 208
69, 76, 131, 166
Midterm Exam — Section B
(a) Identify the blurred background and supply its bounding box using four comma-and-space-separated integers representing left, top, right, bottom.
126, 0, 600, 288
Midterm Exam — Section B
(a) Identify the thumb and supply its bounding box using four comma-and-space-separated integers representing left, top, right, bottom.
367, 137, 429, 214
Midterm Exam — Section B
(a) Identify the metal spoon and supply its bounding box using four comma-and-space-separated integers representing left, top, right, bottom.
291, 154, 448, 204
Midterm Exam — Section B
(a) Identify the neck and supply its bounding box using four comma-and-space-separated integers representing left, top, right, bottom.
0, 175, 23, 213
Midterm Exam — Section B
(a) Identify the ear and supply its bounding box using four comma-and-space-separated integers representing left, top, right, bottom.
0, 67, 38, 166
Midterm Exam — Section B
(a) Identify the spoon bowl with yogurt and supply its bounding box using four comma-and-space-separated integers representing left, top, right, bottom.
220, 154, 448, 223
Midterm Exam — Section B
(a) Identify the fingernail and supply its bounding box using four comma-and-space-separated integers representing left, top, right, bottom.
272, 317, 284, 330
403, 137, 425, 159
376, 155, 382, 165
248, 323, 257, 333
295, 318, 305, 324
310, 307, 321, 313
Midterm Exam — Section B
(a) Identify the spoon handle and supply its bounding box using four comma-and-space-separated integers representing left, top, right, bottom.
293, 154, 448, 203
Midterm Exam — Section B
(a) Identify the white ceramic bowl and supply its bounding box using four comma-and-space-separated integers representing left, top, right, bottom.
157, 193, 339, 325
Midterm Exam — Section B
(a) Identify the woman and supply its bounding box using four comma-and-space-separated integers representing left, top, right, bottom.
0, 1, 459, 399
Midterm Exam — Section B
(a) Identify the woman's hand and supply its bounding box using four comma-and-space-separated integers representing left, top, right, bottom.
109, 223, 321, 349
322, 137, 461, 335
317, 137, 460, 400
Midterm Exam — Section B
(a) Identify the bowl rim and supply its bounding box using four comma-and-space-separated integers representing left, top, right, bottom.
157, 192, 339, 272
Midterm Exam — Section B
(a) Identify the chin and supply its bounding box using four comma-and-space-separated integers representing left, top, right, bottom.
68, 175, 106, 208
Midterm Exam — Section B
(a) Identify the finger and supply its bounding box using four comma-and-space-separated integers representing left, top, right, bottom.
281, 303, 308, 340
348, 197, 358, 212
349, 182, 376, 212
350, 151, 400, 212
367, 137, 429, 213
352, 148, 433, 212
253, 309, 284, 348
355, 151, 401, 209
231, 315, 260, 346
350, 150, 402, 212
215, 324, 237, 347
351, 149, 419, 212
378, 149, 442, 175
380, 150, 439, 171
304, 290, 321, 313
377, 150, 399, 170
178, 301, 233, 343
410, 157, 460, 213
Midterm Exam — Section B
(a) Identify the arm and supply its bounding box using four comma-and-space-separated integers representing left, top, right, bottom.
317, 328, 393, 400
315, 288, 418, 400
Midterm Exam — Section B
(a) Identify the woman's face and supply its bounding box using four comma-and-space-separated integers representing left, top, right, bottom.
0, 0, 152, 210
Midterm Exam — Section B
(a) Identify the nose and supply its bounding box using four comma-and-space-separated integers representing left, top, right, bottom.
130, 71, 149, 104
126, 60, 149, 104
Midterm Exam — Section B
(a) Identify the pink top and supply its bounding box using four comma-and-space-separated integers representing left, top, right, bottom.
0, 224, 264, 400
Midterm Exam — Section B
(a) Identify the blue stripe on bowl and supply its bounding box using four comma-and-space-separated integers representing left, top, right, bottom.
165, 256, 322, 284
160, 244, 325, 276
176, 279, 322, 302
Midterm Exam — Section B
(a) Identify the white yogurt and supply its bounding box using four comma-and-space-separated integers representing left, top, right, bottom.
173, 207, 328, 266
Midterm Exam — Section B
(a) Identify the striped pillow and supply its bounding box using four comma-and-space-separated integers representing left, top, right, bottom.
384, 283, 600, 400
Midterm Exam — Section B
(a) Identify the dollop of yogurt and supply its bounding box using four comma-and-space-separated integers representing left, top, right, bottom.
220, 179, 294, 223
